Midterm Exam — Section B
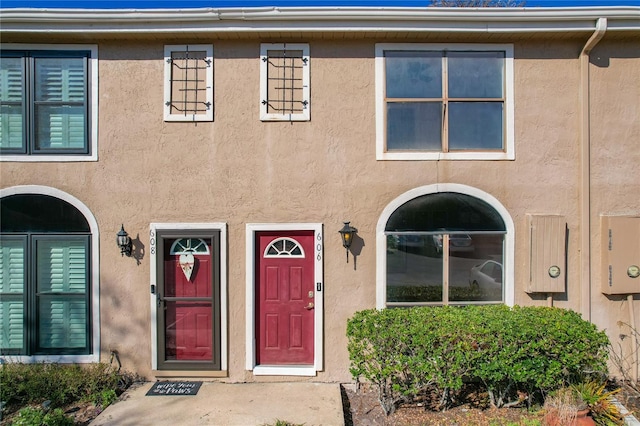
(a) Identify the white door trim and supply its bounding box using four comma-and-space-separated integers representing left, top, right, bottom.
149, 223, 228, 371
245, 223, 324, 376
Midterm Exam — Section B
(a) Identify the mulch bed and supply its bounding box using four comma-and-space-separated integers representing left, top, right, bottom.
341, 380, 640, 426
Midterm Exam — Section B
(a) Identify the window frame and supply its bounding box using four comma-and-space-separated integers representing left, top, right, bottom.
375, 43, 514, 161
163, 44, 213, 122
376, 184, 515, 309
0, 233, 91, 356
260, 43, 310, 122
0, 185, 100, 363
0, 44, 98, 162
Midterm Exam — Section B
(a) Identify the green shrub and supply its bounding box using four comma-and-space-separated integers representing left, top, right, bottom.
0, 362, 130, 411
346, 305, 610, 414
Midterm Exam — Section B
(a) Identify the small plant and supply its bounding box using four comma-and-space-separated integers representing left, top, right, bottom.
572, 380, 624, 425
11, 406, 74, 426
543, 386, 586, 425
93, 388, 118, 409
267, 420, 304, 426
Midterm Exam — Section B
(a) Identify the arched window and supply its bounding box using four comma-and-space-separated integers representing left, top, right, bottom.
169, 238, 210, 255
263, 238, 305, 258
378, 185, 514, 307
1, 191, 94, 357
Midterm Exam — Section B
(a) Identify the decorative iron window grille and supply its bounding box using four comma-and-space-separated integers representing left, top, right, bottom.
260, 43, 310, 121
164, 45, 213, 122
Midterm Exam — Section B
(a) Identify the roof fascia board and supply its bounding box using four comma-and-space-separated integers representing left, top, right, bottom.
1, 6, 639, 34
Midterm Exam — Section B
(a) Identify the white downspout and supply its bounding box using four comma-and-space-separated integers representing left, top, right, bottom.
579, 17, 607, 321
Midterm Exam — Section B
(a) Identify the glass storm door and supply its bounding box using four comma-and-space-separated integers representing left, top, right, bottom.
157, 234, 220, 370
255, 231, 315, 365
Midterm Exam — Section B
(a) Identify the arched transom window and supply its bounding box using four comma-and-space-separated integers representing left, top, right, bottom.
263, 238, 305, 258
169, 238, 210, 255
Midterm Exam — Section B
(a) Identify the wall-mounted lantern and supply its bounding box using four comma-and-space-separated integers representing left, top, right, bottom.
116, 224, 132, 257
338, 221, 358, 263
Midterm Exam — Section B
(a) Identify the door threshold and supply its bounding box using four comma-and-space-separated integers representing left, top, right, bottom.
253, 365, 316, 376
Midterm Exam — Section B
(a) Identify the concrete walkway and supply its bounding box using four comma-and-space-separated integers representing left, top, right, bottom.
90, 382, 345, 426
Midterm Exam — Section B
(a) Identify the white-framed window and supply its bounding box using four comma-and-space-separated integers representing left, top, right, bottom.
164, 44, 213, 122
260, 43, 310, 122
0, 44, 98, 162
376, 43, 514, 161
376, 184, 515, 309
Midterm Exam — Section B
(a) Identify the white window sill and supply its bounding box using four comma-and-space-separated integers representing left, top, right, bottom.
0, 354, 99, 364
377, 151, 515, 161
1, 155, 97, 162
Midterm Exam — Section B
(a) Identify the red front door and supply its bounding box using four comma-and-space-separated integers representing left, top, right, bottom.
163, 238, 213, 362
256, 231, 315, 365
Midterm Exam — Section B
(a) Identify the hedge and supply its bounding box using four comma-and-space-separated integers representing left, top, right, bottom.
346, 305, 610, 414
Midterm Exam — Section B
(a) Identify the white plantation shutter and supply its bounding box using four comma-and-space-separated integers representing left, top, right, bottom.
39, 299, 86, 348
0, 57, 24, 149
35, 57, 86, 150
36, 238, 88, 349
37, 240, 87, 293
0, 301, 24, 350
0, 239, 26, 350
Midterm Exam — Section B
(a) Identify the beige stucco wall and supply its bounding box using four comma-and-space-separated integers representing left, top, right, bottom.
1, 34, 638, 382
589, 38, 640, 376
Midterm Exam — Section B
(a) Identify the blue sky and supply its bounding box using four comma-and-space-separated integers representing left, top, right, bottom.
2, 0, 639, 7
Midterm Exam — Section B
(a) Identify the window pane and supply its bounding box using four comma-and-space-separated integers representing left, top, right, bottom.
0, 298, 24, 350
37, 239, 88, 293
387, 235, 443, 303
0, 237, 26, 351
448, 102, 503, 150
34, 104, 85, 150
0, 238, 25, 293
385, 51, 442, 99
265, 49, 305, 115
1, 194, 91, 233
170, 50, 210, 116
34, 57, 86, 152
0, 57, 24, 150
385, 192, 506, 232
35, 58, 86, 102
462, 234, 504, 302
164, 301, 213, 361
38, 296, 87, 349
387, 102, 441, 151
448, 51, 504, 98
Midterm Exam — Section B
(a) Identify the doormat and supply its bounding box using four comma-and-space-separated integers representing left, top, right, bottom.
146, 381, 203, 396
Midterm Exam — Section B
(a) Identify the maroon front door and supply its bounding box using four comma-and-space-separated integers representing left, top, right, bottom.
162, 237, 214, 363
256, 231, 315, 365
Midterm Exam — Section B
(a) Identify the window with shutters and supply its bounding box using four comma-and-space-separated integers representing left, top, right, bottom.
0, 194, 92, 356
0, 45, 98, 161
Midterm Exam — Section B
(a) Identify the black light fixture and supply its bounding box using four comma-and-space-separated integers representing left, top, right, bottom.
338, 221, 358, 263
116, 224, 132, 257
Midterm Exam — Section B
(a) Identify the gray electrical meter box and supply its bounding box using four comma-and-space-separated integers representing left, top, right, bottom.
601, 215, 640, 295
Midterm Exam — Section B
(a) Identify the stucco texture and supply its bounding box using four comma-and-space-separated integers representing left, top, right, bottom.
1, 35, 638, 382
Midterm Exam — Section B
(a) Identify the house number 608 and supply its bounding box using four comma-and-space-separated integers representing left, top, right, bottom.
149, 230, 156, 255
